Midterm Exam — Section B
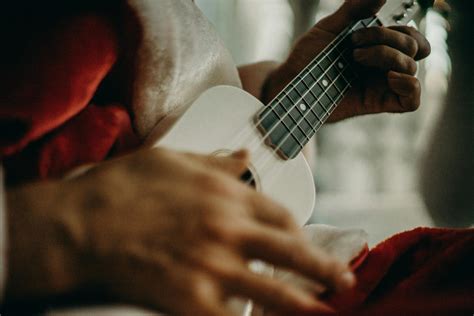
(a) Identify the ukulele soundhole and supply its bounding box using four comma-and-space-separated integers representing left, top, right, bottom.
211, 149, 259, 190
240, 169, 257, 189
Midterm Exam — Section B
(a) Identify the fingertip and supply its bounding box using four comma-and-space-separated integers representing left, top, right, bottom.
232, 149, 250, 161
339, 271, 357, 291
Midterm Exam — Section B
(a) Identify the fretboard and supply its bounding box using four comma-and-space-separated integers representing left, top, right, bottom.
257, 17, 383, 159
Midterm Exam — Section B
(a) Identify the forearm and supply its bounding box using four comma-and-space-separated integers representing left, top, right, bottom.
5, 181, 84, 302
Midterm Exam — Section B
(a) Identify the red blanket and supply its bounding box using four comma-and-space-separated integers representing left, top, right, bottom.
305, 228, 474, 316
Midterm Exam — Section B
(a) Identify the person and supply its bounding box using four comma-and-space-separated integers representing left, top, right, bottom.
420, 0, 474, 227
0, 0, 430, 315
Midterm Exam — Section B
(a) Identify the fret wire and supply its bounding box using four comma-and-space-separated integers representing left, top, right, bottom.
276, 94, 311, 146
290, 82, 321, 132
282, 101, 312, 144
279, 43, 354, 133
269, 106, 297, 140
306, 90, 325, 125
303, 68, 353, 134
287, 83, 319, 134
307, 58, 355, 127
277, 68, 352, 157
281, 88, 317, 139
299, 80, 325, 125
319, 69, 352, 116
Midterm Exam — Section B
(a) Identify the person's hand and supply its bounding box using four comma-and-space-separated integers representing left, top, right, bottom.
6, 148, 355, 315
264, 0, 431, 122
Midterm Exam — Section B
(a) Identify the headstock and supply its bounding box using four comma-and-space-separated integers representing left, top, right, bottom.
377, 0, 435, 26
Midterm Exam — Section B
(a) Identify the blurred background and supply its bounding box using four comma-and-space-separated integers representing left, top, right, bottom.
196, 0, 472, 246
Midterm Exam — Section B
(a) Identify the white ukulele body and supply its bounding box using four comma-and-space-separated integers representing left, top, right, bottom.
154, 86, 316, 226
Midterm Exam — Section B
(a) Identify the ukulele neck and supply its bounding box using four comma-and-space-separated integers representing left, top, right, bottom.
256, 17, 383, 160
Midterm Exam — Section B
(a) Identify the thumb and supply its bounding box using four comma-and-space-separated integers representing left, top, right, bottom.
316, 0, 386, 35
206, 149, 250, 178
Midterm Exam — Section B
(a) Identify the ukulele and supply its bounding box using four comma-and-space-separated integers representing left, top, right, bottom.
154, 0, 434, 226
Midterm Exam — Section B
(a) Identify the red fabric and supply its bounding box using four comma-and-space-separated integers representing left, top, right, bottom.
0, 13, 139, 182
305, 228, 474, 316
4, 104, 138, 181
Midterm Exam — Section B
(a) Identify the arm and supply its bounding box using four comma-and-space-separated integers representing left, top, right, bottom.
4, 148, 354, 314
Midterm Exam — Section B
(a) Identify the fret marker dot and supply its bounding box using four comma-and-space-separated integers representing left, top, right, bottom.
338, 62, 344, 69
322, 79, 329, 87
299, 103, 307, 111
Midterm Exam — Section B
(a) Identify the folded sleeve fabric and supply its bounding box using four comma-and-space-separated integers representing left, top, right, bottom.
0, 12, 139, 184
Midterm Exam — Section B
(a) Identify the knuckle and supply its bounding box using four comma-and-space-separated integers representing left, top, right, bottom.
412, 78, 421, 92
201, 254, 235, 280
392, 53, 404, 69
195, 172, 239, 199
405, 37, 419, 58
287, 242, 305, 266
188, 275, 203, 298
408, 59, 418, 75
220, 266, 244, 286
276, 208, 298, 230
371, 27, 385, 42
195, 173, 223, 193
406, 81, 421, 112
203, 216, 241, 244
267, 283, 286, 301
405, 26, 419, 37
189, 275, 215, 300
318, 257, 343, 283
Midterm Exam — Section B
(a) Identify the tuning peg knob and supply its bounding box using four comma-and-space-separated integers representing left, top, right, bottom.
393, 12, 408, 23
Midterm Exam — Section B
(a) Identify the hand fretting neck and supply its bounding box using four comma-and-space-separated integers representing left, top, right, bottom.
257, 17, 382, 160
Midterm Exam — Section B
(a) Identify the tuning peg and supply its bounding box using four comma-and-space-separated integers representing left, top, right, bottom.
403, 0, 416, 9
393, 12, 408, 23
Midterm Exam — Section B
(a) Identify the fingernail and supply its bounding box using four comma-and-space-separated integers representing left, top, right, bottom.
353, 49, 363, 62
340, 271, 356, 290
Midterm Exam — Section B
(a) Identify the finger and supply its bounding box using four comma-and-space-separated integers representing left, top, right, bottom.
240, 225, 356, 293
353, 45, 417, 75
388, 25, 431, 60
387, 71, 421, 112
317, 0, 386, 34
352, 26, 420, 58
184, 275, 231, 316
246, 191, 299, 232
224, 266, 336, 314
198, 150, 250, 177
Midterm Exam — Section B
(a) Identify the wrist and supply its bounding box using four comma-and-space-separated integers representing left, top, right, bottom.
5, 180, 88, 301
261, 62, 300, 104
